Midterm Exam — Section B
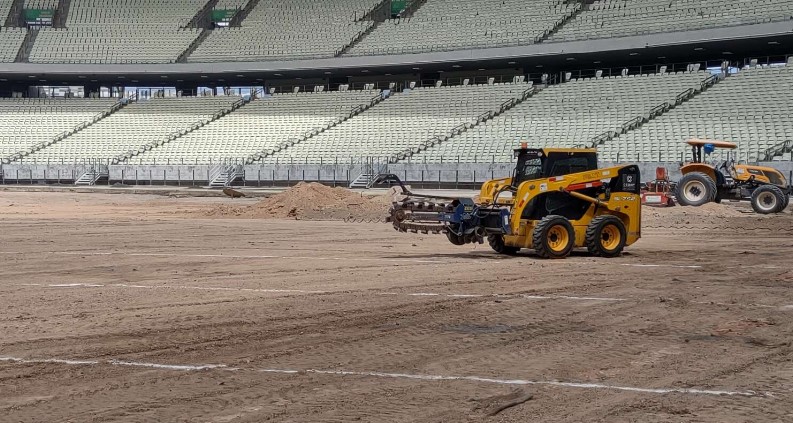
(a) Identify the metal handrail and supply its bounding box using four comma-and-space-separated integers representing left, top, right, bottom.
675, 88, 695, 104
760, 139, 793, 162
701, 74, 718, 90
649, 102, 670, 118
621, 116, 644, 133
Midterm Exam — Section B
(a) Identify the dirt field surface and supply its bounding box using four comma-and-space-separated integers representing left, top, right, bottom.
1, 189, 793, 422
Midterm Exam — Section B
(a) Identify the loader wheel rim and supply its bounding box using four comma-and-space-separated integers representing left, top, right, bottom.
600, 224, 622, 251
756, 191, 777, 212
683, 180, 707, 202
547, 226, 569, 253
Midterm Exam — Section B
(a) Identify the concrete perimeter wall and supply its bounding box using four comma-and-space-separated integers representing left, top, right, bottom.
2, 162, 792, 187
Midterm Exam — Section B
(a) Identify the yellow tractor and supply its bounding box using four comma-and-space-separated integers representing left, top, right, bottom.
379, 145, 641, 258
676, 139, 791, 214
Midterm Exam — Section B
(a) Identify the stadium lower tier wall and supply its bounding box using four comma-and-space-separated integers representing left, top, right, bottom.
1, 162, 792, 188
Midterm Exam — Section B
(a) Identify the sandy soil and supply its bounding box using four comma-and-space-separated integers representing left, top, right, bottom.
1, 190, 792, 422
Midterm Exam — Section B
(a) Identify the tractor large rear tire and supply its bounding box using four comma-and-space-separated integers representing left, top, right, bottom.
751, 185, 786, 214
533, 215, 575, 259
585, 215, 627, 258
675, 172, 717, 207
488, 234, 519, 255
781, 194, 790, 212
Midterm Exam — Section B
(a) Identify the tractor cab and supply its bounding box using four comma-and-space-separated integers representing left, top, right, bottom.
681, 139, 737, 187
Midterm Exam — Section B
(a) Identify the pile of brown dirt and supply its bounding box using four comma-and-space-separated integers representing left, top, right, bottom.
642, 202, 753, 228
203, 182, 392, 221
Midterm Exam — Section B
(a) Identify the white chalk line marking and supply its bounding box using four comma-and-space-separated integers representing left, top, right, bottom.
0, 355, 767, 398
19, 283, 327, 295
109, 360, 233, 371
0, 356, 99, 366
1, 251, 789, 271
0, 251, 441, 265
16, 283, 626, 303
16, 283, 793, 310
620, 263, 703, 269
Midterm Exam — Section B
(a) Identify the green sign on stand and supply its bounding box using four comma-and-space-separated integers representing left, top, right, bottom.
391, 0, 407, 16
211, 10, 236, 23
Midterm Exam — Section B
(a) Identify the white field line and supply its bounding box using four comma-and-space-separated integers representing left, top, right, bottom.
0, 251, 442, 265
620, 263, 703, 269
0, 355, 767, 398
15, 283, 793, 310
18, 283, 327, 295
0, 250, 787, 270
16, 283, 625, 303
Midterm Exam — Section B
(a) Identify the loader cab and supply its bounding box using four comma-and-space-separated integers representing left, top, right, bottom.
512, 146, 601, 221
512, 146, 598, 186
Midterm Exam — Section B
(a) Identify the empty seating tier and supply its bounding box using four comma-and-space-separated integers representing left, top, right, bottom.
262, 83, 528, 164
22, 96, 240, 162
347, 0, 576, 56
132, 90, 380, 164
0, 0, 13, 22
28, 0, 206, 64
0, 98, 117, 158
188, 0, 379, 62
549, 0, 793, 43
214, 0, 246, 9
24, 0, 59, 9
0, 27, 25, 63
412, 71, 710, 163
600, 65, 793, 163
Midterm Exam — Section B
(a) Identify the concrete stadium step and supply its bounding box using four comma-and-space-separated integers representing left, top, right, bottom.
4, 0, 24, 27
229, 0, 261, 27
52, 0, 72, 28
185, 0, 221, 29
178, 28, 210, 63
75, 166, 109, 186
208, 164, 243, 187
348, 173, 374, 189
14, 27, 38, 63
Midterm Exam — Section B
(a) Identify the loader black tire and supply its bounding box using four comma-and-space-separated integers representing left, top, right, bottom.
675, 172, 717, 207
532, 215, 575, 259
751, 185, 785, 214
488, 234, 520, 255
585, 215, 627, 258
446, 231, 467, 245
780, 194, 790, 212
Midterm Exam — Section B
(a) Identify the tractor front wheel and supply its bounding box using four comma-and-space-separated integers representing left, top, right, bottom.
488, 234, 520, 255
751, 185, 786, 214
533, 215, 575, 259
675, 172, 717, 206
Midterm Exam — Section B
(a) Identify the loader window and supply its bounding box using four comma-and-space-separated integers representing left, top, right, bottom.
548, 157, 591, 177
543, 152, 598, 177
515, 158, 543, 184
